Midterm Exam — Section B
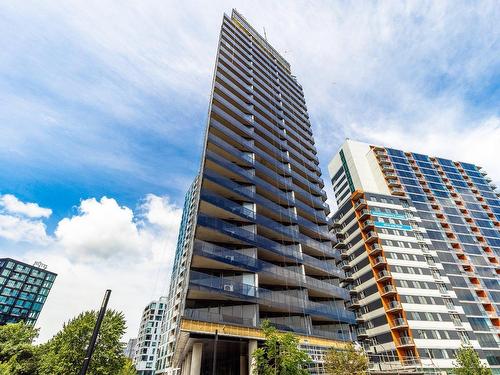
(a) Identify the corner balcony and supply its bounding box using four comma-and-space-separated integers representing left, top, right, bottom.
373, 256, 387, 269
346, 298, 360, 309
354, 199, 367, 211
381, 284, 397, 297
356, 326, 368, 338
365, 231, 378, 244
358, 209, 370, 220
339, 260, 351, 271
396, 337, 415, 348
390, 317, 408, 330
386, 300, 402, 313
384, 172, 398, 179
362, 220, 375, 231
355, 311, 365, 322
368, 243, 383, 256
376, 270, 392, 282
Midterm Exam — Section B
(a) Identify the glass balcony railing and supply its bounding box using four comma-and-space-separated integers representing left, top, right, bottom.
205, 149, 326, 223
184, 308, 255, 327
196, 216, 342, 279
197, 214, 301, 261
189, 271, 355, 323
212, 66, 319, 172
193, 240, 346, 299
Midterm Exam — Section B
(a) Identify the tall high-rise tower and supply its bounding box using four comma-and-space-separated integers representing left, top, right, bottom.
156, 10, 354, 375
329, 139, 499, 373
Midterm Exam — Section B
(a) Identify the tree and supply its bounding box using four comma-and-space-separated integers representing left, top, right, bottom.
38, 310, 128, 375
453, 345, 491, 375
252, 320, 312, 375
117, 358, 137, 375
0, 322, 40, 375
324, 343, 369, 375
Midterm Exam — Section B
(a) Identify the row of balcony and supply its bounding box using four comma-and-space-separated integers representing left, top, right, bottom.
196, 214, 340, 276
220, 21, 309, 121
203, 169, 331, 239
200, 190, 335, 257
204, 149, 326, 222
219, 29, 306, 120
209, 98, 326, 204
213, 60, 318, 172
217, 39, 317, 154
193, 240, 346, 297
221, 20, 307, 112
189, 271, 355, 324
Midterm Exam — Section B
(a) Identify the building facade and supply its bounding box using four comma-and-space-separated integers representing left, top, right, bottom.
124, 338, 138, 360
156, 9, 354, 375
134, 297, 167, 374
0, 258, 56, 326
329, 139, 500, 373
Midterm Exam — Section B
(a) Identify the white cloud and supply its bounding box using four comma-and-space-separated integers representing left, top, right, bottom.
0, 194, 52, 218
1, 194, 182, 343
0, 214, 50, 244
55, 197, 143, 262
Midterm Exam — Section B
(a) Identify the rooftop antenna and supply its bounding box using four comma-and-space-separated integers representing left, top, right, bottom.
263, 27, 267, 41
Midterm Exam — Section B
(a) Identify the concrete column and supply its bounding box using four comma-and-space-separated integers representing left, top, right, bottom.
240, 355, 247, 374
182, 351, 191, 375
248, 339, 258, 375
190, 343, 203, 375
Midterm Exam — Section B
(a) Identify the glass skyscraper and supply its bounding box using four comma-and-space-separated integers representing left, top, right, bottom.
329, 139, 500, 373
156, 9, 353, 375
0, 258, 56, 326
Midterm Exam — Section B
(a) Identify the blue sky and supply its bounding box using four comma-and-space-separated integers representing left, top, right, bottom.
0, 0, 499, 342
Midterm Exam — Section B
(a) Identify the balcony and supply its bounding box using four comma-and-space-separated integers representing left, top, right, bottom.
387, 179, 400, 187
356, 326, 368, 337
355, 311, 365, 322
376, 270, 392, 282
390, 318, 408, 329
381, 284, 397, 297
391, 187, 405, 196
373, 256, 387, 269
354, 199, 367, 211
362, 220, 375, 231
384, 172, 398, 179
368, 243, 383, 256
359, 209, 370, 220
365, 231, 378, 243
339, 260, 351, 271
396, 337, 415, 347
387, 300, 402, 313
346, 298, 360, 309
340, 249, 349, 259
344, 271, 354, 282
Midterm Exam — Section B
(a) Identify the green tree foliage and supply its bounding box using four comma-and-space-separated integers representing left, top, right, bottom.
252, 320, 312, 375
324, 343, 369, 375
453, 345, 492, 375
117, 358, 137, 375
38, 310, 128, 375
0, 322, 40, 375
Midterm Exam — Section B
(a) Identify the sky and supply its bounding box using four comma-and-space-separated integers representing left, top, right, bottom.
0, 0, 499, 343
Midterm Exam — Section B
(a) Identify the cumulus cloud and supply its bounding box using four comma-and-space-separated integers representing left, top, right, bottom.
0, 194, 52, 218
55, 197, 143, 262
1, 193, 182, 343
0, 214, 50, 244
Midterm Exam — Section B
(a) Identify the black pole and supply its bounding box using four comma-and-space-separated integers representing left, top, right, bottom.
79, 289, 111, 375
212, 329, 218, 375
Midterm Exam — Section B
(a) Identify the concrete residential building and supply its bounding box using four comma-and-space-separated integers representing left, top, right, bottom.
134, 297, 167, 374
329, 139, 500, 373
156, 9, 354, 375
0, 258, 56, 326
124, 338, 138, 360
